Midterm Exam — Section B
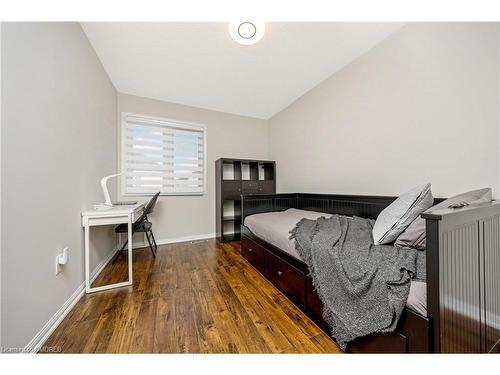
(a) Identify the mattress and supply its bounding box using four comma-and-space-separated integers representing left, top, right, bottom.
244, 208, 427, 316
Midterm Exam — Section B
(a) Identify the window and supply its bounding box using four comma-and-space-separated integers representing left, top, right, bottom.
121, 113, 206, 196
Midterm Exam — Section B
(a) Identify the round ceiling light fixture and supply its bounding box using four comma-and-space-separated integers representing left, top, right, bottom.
229, 21, 265, 45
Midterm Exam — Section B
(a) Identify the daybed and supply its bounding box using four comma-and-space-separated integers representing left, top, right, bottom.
239, 193, 500, 353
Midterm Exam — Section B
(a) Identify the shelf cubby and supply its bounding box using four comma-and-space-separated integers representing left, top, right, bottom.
222, 160, 241, 180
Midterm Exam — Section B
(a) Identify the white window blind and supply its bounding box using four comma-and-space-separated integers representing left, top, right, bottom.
121, 113, 206, 196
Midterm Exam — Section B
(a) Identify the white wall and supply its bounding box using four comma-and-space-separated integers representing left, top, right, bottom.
117, 93, 269, 243
269, 23, 500, 199
1, 23, 117, 350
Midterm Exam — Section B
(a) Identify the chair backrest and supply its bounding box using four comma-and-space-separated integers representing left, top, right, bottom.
136, 192, 160, 223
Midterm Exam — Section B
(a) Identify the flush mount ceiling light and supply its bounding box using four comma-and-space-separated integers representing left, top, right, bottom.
229, 21, 265, 45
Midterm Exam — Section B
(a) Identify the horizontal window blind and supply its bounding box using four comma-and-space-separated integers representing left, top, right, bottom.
121, 113, 206, 195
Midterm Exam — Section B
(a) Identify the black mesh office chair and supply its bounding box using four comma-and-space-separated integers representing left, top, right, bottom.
115, 192, 160, 257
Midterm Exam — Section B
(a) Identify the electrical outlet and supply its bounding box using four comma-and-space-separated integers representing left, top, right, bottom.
55, 247, 69, 275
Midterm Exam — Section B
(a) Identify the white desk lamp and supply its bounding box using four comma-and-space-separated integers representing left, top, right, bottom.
101, 173, 121, 206
93, 173, 137, 210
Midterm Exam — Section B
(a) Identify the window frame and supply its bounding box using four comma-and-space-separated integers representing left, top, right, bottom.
120, 112, 207, 197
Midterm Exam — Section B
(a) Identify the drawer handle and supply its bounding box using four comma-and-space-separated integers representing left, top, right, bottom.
277, 270, 284, 277
248, 248, 253, 252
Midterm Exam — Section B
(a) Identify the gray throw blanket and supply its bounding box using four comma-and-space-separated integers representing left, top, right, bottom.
289, 215, 425, 349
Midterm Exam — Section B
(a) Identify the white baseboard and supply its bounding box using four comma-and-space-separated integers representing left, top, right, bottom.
131, 232, 216, 250
24, 281, 85, 353
24, 247, 119, 354
23, 232, 216, 353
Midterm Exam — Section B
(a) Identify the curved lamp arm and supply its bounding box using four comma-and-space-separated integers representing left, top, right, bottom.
101, 173, 122, 206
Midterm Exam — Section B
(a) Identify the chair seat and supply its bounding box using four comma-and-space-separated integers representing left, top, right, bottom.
115, 221, 152, 233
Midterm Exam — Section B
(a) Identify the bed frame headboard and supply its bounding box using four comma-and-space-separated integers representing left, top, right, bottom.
241, 193, 500, 353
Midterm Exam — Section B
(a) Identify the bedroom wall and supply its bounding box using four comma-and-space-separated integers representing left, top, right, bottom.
268, 23, 500, 199
117, 93, 269, 244
1, 23, 117, 350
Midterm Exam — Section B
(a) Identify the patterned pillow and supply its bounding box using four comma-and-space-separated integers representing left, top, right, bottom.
372, 183, 433, 245
395, 188, 492, 250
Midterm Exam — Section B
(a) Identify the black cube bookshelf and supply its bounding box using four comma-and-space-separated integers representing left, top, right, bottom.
215, 158, 276, 242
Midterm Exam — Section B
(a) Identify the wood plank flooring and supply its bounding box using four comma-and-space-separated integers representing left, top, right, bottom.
42, 239, 342, 353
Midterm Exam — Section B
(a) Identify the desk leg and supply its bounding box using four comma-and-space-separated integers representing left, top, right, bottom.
127, 212, 133, 286
85, 213, 134, 294
84, 220, 91, 293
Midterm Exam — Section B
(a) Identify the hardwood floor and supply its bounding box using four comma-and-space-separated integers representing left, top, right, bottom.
42, 239, 342, 353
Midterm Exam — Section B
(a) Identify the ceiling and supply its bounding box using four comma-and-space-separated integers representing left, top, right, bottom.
82, 22, 404, 119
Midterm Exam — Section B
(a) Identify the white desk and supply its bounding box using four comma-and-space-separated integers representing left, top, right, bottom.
81, 202, 145, 293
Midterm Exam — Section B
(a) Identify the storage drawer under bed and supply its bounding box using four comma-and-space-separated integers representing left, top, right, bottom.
241, 236, 266, 273
241, 234, 306, 311
266, 250, 306, 310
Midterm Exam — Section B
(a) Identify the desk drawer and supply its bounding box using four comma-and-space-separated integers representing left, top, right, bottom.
241, 236, 266, 273
266, 251, 306, 310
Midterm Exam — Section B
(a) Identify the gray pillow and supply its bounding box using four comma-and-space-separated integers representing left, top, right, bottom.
372, 183, 433, 245
395, 187, 492, 250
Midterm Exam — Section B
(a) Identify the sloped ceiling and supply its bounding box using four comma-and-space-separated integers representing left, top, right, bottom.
82, 22, 403, 119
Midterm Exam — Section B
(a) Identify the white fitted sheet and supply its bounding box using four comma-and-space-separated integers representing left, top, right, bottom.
244, 208, 427, 316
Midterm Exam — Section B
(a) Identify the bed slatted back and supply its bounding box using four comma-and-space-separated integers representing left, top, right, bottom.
241, 193, 446, 222
240, 194, 297, 220
297, 194, 397, 219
